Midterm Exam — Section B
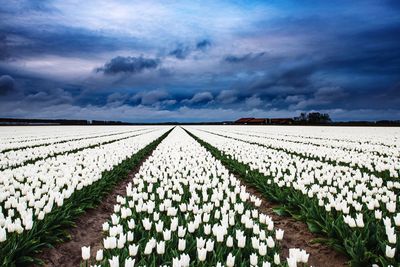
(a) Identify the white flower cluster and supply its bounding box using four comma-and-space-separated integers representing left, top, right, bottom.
187, 126, 400, 262
82, 127, 307, 266
0, 127, 170, 241
0, 126, 144, 152
0, 128, 153, 169
201, 125, 400, 177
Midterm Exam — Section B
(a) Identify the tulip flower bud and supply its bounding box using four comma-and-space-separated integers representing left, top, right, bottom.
125, 257, 135, 267
274, 253, 281, 265
385, 245, 396, 258
96, 249, 103, 261
129, 244, 139, 256
276, 229, 284, 240
250, 253, 258, 266
81, 246, 90, 260
197, 248, 207, 261
226, 253, 235, 267
178, 238, 186, 251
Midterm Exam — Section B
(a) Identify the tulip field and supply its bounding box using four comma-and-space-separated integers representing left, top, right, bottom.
0, 126, 172, 266
0, 125, 399, 266
186, 126, 400, 267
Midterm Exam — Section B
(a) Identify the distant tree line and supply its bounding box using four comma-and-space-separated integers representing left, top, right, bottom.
0, 118, 134, 126
294, 112, 331, 124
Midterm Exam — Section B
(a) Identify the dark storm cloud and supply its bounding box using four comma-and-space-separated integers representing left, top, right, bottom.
169, 45, 191, 59
196, 39, 211, 50
131, 89, 169, 105
182, 92, 214, 105
216, 90, 238, 104
24, 88, 73, 105
0, 34, 8, 60
0, 0, 56, 14
0, 75, 15, 95
320, 25, 400, 75
385, 0, 400, 9
169, 39, 211, 59
290, 87, 348, 109
0, 26, 141, 59
96, 56, 160, 75
224, 52, 265, 63
250, 63, 316, 93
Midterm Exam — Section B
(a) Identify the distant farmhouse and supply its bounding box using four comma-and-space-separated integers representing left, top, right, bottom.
234, 117, 294, 125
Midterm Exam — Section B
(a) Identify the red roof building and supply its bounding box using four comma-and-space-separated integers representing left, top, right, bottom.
235, 117, 293, 125
235, 118, 255, 124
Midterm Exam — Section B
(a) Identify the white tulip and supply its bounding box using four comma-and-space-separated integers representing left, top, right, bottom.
386, 245, 396, 258
274, 253, 281, 265
127, 231, 134, 242
129, 244, 139, 256
197, 247, 207, 261
226, 253, 235, 267
226, 236, 233, 247
355, 214, 364, 228
180, 253, 190, 267
157, 241, 165, 255
178, 226, 186, 237
266, 236, 275, 248
144, 240, 154, 254
276, 229, 284, 240
206, 239, 215, 252
109, 256, 119, 267
178, 238, 186, 251
128, 219, 135, 229
287, 257, 297, 267
386, 202, 396, 213
0, 227, 6, 242
142, 218, 152, 230
250, 253, 258, 266
102, 222, 110, 231
156, 221, 164, 232
81, 246, 90, 260
96, 249, 103, 261
124, 257, 135, 267
374, 210, 382, 220
237, 235, 246, 248
394, 213, 400, 226
204, 224, 211, 235
259, 242, 267, 256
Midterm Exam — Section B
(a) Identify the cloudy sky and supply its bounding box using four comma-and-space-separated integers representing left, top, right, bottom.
0, 0, 399, 122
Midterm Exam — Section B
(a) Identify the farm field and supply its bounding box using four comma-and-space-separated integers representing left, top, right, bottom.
0, 125, 399, 267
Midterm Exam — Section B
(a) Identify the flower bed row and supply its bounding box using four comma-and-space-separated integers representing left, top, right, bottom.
81, 127, 308, 267
198, 126, 400, 179
185, 127, 399, 267
0, 127, 172, 266
0, 128, 155, 170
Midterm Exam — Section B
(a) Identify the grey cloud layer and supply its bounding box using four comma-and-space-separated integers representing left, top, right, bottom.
96, 56, 160, 75
0, 0, 399, 121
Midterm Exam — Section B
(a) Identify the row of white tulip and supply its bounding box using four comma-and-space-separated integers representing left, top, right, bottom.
0, 127, 170, 241
223, 126, 400, 157
0, 126, 152, 152
81, 127, 308, 267
226, 125, 399, 147
186, 126, 399, 263
197, 126, 400, 178
0, 128, 154, 169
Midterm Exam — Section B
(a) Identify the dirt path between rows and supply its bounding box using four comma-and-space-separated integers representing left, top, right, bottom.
33, 154, 151, 267
242, 180, 349, 267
